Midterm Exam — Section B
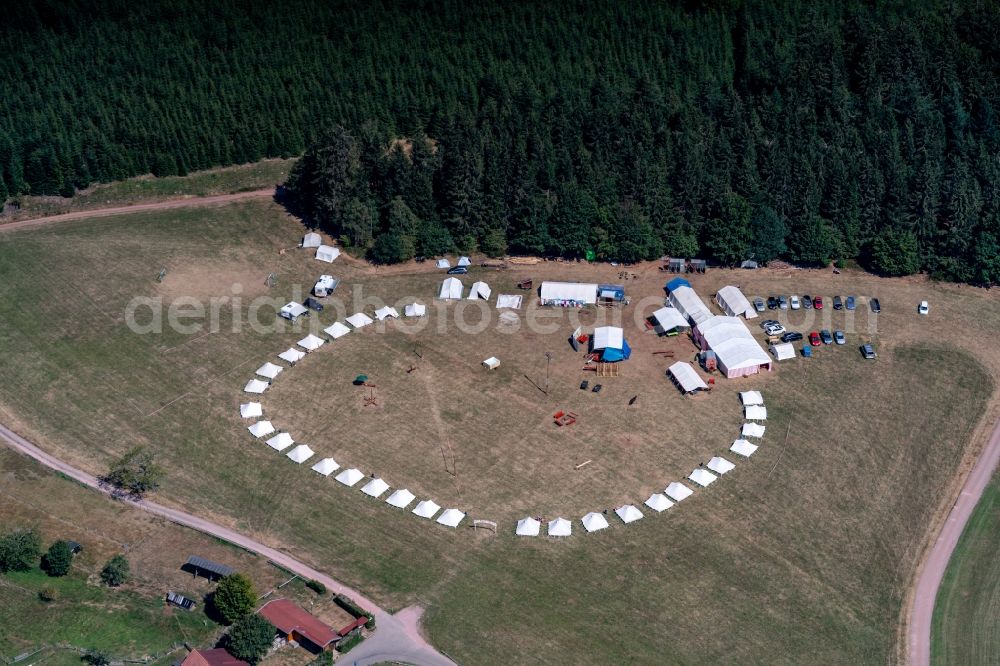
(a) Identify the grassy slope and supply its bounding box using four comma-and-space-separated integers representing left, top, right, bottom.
0, 201, 996, 663
931, 471, 1000, 665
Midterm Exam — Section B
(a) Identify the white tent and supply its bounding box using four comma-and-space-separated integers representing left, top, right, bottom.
311, 458, 340, 476
286, 445, 314, 464
668, 285, 713, 325
297, 334, 325, 351
515, 517, 541, 536
539, 281, 599, 306
689, 468, 718, 487
716, 285, 757, 319
730, 439, 759, 457
665, 482, 694, 502
457, 256, 471, 267
244, 379, 269, 394
247, 421, 274, 438
361, 477, 390, 498
495, 294, 522, 309
581, 512, 609, 533
335, 468, 364, 487
592, 326, 624, 350
315, 245, 340, 263
346, 313, 374, 329
644, 493, 674, 513
468, 281, 492, 300
745, 405, 768, 420
374, 306, 399, 321
439, 277, 464, 300
279, 302, 309, 321
740, 390, 764, 406
278, 348, 306, 364
694, 316, 772, 378
615, 505, 644, 524
386, 489, 415, 509
302, 232, 322, 248
404, 303, 427, 317
324, 322, 351, 339
240, 402, 262, 419
266, 432, 294, 451
256, 362, 283, 379
412, 499, 441, 519
651, 306, 690, 334
436, 258, 451, 269
547, 517, 572, 537
668, 361, 709, 393
770, 342, 796, 361
482, 357, 500, 370
436, 508, 466, 528
742, 422, 766, 438
707, 456, 736, 475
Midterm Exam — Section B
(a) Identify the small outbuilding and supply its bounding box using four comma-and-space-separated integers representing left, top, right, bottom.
257, 598, 338, 652
597, 284, 626, 304
183, 555, 233, 582
482, 356, 501, 370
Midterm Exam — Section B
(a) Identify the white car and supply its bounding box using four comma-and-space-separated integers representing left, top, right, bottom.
790, 295, 801, 310
764, 323, 786, 336
918, 301, 929, 315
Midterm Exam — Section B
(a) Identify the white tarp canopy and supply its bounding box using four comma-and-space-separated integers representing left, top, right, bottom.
404, 303, 426, 317
547, 517, 572, 537
244, 379, 269, 394
361, 477, 390, 498
668, 361, 708, 393
468, 281, 492, 300
248, 421, 274, 438
256, 362, 283, 379
482, 357, 500, 370
278, 348, 306, 364
374, 306, 399, 321
324, 322, 351, 339
644, 493, 674, 512
540, 281, 598, 305
436, 508, 466, 527
770, 342, 796, 361
311, 458, 340, 476
495, 294, 522, 309
439, 277, 464, 300
436, 258, 451, 269
335, 468, 364, 487
346, 313, 374, 328
457, 256, 471, 267
652, 306, 690, 333
615, 505, 644, 524
386, 489, 415, 508
279, 302, 309, 321
592, 326, 624, 350
412, 499, 441, 519
665, 482, 694, 502
716, 285, 757, 319
286, 444, 314, 464
707, 456, 736, 474
730, 439, 759, 457
689, 468, 718, 487
695, 316, 772, 375
302, 232, 322, 248
742, 422, 766, 438
581, 512, 609, 533
298, 334, 325, 351
266, 432, 294, 451
240, 402, 262, 419
740, 390, 764, 406
315, 245, 340, 263
668, 285, 712, 325
745, 405, 768, 420
516, 517, 541, 536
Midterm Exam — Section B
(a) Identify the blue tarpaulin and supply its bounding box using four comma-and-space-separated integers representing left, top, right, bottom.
601, 339, 631, 362
665, 277, 691, 294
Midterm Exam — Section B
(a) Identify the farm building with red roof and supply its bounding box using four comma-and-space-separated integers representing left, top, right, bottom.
257, 598, 338, 651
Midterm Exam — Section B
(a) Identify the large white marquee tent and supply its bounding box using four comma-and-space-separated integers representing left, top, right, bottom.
715, 285, 757, 319
693, 316, 772, 378
668, 361, 708, 394
667, 284, 712, 325
539, 281, 598, 306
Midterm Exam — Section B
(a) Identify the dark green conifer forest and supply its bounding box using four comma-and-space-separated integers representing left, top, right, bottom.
3, 1, 999, 281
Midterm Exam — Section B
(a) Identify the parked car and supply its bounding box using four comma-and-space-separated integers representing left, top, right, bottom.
764, 323, 786, 336
779, 295, 789, 310
870, 297, 881, 313
790, 295, 801, 310
303, 297, 324, 312
820, 329, 833, 344
809, 331, 821, 346
753, 297, 766, 312
832, 295, 842, 310
781, 331, 804, 343
860, 343, 877, 359
447, 266, 468, 275
813, 296, 824, 309
767, 296, 779, 310
759, 319, 779, 329
918, 300, 929, 315
803, 294, 813, 309
846, 296, 856, 310
834, 330, 846, 345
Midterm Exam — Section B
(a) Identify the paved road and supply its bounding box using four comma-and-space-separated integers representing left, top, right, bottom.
906, 417, 1000, 665
0, 423, 454, 666
0, 189, 275, 233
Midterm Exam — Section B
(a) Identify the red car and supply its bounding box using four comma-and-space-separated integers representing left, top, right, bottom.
809, 331, 821, 346
813, 296, 824, 309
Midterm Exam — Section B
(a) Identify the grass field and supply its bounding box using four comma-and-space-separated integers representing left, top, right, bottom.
1, 199, 999, 663
931, 470, 1000, 665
